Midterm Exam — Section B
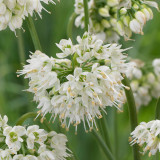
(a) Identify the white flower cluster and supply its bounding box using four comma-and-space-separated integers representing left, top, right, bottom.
0, 0, 55, 32
74, 0, 159, 42
130, 120, 160, 156
18, 32, 134, 132
0, 115, 70, 160
127, 59, 160, 109
118, 0, 159, 37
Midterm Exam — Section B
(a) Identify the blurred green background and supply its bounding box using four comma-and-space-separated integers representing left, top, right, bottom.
0, 0, 160, 160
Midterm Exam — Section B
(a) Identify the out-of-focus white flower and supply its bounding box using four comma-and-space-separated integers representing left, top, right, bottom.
129, 19, 143, 35
0, 0, 55, 32
130, 120, 160, 156
26, 125, 47, 149
0, 114, 70, 159
3, 126, 26, 151
153, 59, 160, 76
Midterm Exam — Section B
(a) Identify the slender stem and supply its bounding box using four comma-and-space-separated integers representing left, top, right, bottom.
16, 112, 51, 131
67, 12, 77, 41
113, 108, 118, 160
26, 16, 42, 51
122, 76, 141, 160
92, 129, 115, 160
83, 0, 89, 31
99, 114, 112, 152
155, 97, 160, 160
17, 30, 25, 64
155, 98, 160, 120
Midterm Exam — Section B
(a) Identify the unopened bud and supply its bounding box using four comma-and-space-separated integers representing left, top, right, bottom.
98, 7, 109, 17
120, 8, 127, 15
141, 8, 150, 21
101, 19, 111, 28
129, 19, 143, 35
117, 21, 125, 36
107, 0, 119, 7
135, 11, 146, 25
133, 3, 139, 10
123, 15, 130, 27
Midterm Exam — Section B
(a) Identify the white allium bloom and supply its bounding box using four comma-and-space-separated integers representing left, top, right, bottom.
26, 125, 48, 149
74, 0, 159, 42
18, 32, 134, 131
0, 114, 70, 159
127, 59, 160, 109
3, 126, 26, 151
153, 59, 160, 76
0, 0, 55, 32
130, 120, 160, 156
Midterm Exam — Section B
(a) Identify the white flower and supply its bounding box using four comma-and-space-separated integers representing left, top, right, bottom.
0, 115, 8, 129
135, 11, 146, 25
18, 32, 133, 131
26, 125, 47, 149
0, 149, 13, 160
153, 59, 160, 76
3, 126, 26, 151
129, 19, 143, 35
130, 120, 160, 156
0, 0, 55, 32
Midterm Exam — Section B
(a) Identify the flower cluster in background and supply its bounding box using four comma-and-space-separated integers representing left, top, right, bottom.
127, 59, 160, 109
74, 0, 158, 42
0, 115, 70, 160
0, 0, 55, 32
18, 32, 134, 132
130, 120, 160, 156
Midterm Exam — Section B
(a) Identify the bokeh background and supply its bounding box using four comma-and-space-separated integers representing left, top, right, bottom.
0, 0, 160, 159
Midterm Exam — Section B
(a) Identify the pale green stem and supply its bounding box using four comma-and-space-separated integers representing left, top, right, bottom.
92, 129, 115, 160
113, 108, 118, 160
67, 12, 77, 41
83, 0, 89, 31
99, 114, 112, 152
16, 112, 51, 131
155, 98, 160, 160
122, 76, 141, 160
17, 30, 25, 64
26, 16, 42, 51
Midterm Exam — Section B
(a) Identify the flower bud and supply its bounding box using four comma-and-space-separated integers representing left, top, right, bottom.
117, 21, 125, 36
120, 8, 127, 15
93, 23, 101, 32
147, 8, 153, 20
4, 10, 12, 24
129, 19, 143, 35
107, 0, 119, 7
101, 19, 111, 28
4, 0, 16, 10
98, 7, 109, 17
123, 15, 130, 27
0, 3, 6, 15
110, 18, 117, 27
135, 11, 146, 25
141, 8, 150, 21
133, 3, 139, 10
9, 16, 22, 31
147, 73, 155, 84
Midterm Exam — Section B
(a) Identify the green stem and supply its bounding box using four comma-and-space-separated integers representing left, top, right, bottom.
16, 112, 51, 131
83, 0, 89, 31
67, 12, 77, 41
113, 108, 118, 160
17, 30, 25, 64
26, 16, 42, 51
99, 114, 112, 152
155, 97, 160, 160
122, 76, 141, 160
92, 129, 115, 160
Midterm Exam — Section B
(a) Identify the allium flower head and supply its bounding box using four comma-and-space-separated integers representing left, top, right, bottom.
127, 59, 160, 109
74, 0, 159, 42
130, 120, 160, 156
0, 0, 55, 32
0, 114, 70, 160
18, 32, 134, 132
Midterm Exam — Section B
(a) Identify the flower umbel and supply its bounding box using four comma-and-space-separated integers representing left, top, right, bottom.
18, 32, 134, 132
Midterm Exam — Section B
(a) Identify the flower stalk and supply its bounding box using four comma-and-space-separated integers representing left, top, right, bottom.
92, 129, 115, 160
26, 16, 42, 51
122, 76, 141, 160
83, 0, 89, 31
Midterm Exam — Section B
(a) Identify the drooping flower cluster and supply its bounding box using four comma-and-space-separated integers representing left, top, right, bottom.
74, 0, 159, 42
130, 120, 160, 156
127, 59, 160, 109
0, 0, 55, 32
18, 32, 134, 132
0, 114, 70, 160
